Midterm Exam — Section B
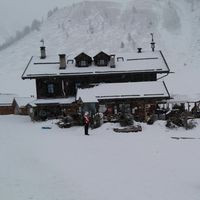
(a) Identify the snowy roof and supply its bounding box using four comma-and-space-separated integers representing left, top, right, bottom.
0, 94, 16, 106
76, 81, 170, 103
32, 97, 75, 105
77, 93, 99, 103
22, 50, 170, 79
14, 97, 36, 108
165, 94, 200, 103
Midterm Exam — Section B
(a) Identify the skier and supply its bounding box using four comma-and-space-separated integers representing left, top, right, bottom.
83, 112, 90, 135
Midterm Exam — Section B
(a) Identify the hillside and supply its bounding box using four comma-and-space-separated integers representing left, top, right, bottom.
0, 0, 199, 97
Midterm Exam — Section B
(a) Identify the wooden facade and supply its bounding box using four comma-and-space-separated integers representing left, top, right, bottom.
12, 100, 28, 115
0, 106, 14, 115
36, 72, 157, 99
36, 78, 65, 98
29, 102, 80, 121
0, 94, 15, 115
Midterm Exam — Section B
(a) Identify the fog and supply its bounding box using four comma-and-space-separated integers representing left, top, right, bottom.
0, 0, 76, 33
0, 0, 127, 35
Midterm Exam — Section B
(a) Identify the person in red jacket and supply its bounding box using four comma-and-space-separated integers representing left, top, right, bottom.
83, 112, 90, 135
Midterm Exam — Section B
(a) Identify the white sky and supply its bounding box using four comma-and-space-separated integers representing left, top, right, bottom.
0, 0, 126, 35
0, 0, 75, 33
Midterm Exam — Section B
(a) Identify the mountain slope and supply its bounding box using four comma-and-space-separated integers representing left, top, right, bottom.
0, 25, 12, 45
0, 0, 199, 97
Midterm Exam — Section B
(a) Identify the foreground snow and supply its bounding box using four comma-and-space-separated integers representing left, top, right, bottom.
0, 115, 200, 200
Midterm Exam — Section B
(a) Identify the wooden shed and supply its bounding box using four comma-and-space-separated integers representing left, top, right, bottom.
27, 97, 76, 121
12, 97, 35, 115
0, 94, 15, 115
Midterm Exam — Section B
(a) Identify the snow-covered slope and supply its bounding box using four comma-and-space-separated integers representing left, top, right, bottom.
0, 25, 12, 45
1, 115, 200, 200
0, 0, 199, 97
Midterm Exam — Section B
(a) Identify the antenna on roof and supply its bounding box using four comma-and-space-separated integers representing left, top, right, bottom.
40, 39, 45, 47
150, 33, 154, 42
150, 33, 155, 52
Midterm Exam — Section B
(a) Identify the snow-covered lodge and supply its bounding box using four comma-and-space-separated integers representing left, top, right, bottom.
22, 44, 171, 121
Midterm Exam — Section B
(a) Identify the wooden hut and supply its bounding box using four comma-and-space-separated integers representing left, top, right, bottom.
27, 97, 76, 121
0, 94, 15, 115
12, 97, 35, 115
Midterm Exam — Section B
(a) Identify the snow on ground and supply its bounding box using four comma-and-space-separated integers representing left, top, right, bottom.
1, 115, 200, 200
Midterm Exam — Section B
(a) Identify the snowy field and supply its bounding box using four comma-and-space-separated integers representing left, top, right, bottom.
1, 115, 200, 200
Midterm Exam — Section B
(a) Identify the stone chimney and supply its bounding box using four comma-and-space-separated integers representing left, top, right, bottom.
110, 54, 116, 68
59, 54, 67, 69
137, 48, 142, 53
40, 46, 46, 59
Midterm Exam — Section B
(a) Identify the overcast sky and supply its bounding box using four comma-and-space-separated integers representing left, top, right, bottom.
0, 0, 125, 35
0, 0, 75, 33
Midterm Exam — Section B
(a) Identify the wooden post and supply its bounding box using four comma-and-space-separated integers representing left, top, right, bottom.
144, 103, 148, 122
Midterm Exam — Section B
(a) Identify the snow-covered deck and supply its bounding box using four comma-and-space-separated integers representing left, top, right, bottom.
165, 94, 200, 104
76, 81, 170, 103
22, 51, 170, 79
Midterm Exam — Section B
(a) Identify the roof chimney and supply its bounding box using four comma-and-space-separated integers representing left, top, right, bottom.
150, 33, 156, 52
59, 54, 66, 70
40, 46, 46, 59
110, 54, 116, 68
137, 48, 142, 53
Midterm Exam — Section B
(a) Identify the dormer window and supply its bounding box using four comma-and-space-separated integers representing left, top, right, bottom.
99, 59, 105, 66
74, 52, 92, 67
93, 51, 110, 67
48, 83, 54, 94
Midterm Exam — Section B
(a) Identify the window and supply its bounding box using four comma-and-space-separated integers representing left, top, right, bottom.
48, 83, 54, 94
80, 60, 87, 67
119, 104, 131, 113
99, 59, 105, 65
99, 104, 106, 113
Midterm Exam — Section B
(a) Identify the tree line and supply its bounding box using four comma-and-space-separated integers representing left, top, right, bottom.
0, 7, 58, 51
